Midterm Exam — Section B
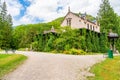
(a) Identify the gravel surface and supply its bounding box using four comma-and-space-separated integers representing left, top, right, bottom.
0, 51, 105, 80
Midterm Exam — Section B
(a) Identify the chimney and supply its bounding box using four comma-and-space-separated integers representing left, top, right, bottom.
84, 12, 87, 20
68, 6, 70, 12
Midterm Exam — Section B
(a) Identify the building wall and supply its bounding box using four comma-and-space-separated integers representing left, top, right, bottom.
61, 12, 85, 29
61, 12, 100, 33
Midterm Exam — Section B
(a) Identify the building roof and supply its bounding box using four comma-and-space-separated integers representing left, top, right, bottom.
108, 32, 119, 38
43, 26, 57, 34
62, 7, 98, 25
70, 12, 97, 25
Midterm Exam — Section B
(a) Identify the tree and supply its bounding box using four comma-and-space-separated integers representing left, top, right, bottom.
98, 0, 119, 33
1, 2, 7, 21
0, 1, 13, 50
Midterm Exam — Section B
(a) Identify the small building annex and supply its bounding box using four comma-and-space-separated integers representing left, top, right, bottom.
61, 7, 100, 33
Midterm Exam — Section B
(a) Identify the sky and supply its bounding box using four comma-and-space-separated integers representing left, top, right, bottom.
4, 0, 120, 26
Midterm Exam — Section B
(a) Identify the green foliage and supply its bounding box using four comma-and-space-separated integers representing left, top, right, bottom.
31, 41, 39, 51
100, 33, 108, 52
0, 1, 13, 50
48, 17, 64, 28
14, 23, 109, 54
86, 14, 96, 21
13, 22, 56, 49
12, 2, 120, 54
86, 31, 93, 52
97, 0, 120, 53
98, 0, 119, 33
80, 36, 86, 50
18, 48, 28, 51
0, 0, 119, 55
44, 34, 55, 52
63, 48, 87, 55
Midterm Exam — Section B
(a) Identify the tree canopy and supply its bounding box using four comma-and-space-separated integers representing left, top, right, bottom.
98, 0, 119, 33
0, 1, 13, 50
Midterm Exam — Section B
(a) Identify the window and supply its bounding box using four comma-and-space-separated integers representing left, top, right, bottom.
87, 24, 89, 29
67, 18, 72, 26
90, 25, 92, 30
96, 26, 98, 29
93, 26, 94, 31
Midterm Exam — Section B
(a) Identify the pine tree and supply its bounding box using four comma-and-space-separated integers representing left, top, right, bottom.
98, 0, 119, 33
0, 1, 13, 50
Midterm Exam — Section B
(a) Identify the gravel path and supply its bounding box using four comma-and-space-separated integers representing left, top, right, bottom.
1, 51, 105, 80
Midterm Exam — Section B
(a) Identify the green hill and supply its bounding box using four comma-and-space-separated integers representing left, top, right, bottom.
48, 17, 64, 28
15, 13, 95, 29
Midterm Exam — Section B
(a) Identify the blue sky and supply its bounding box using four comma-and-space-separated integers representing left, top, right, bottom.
5, 0, 120, 26
17, 0, 31, 18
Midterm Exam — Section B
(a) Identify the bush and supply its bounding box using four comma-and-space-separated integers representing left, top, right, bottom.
63, 48, 87, 55
18, 48, 30, 51
63, 50, 71, 54
51, 50, 57, 53
32, 41, 38, 51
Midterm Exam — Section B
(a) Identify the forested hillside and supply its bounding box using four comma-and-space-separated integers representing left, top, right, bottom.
12, 0, 120, 54
1, 0, 120, 55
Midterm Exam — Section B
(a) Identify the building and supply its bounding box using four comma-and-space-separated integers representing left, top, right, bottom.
61, 7, 100, 33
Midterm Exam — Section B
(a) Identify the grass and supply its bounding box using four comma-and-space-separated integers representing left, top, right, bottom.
0, 54, 27, 78
88, 56, 120, 80
0, 49, 2, 51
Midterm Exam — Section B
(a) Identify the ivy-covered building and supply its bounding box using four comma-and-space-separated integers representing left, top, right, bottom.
35, 7, 109, 53
61, 7, 100, 33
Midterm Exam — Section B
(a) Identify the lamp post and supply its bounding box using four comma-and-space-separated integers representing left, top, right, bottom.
108, 31, 119, 58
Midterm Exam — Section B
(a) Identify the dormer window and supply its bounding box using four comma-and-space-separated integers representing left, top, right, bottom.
67, 18, 72, 26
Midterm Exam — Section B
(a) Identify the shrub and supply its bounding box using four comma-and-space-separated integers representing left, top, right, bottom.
32, 41, 38, 51
70, 48, 87, 55
51, 50, 57, 53
63, 50, 71, 54
18, 48, 28, 51
63, 48, 87, 55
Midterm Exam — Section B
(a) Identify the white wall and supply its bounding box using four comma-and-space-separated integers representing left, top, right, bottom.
61, 12, 100, 33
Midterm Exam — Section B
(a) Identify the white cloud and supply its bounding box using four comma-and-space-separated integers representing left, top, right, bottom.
110, 0, 120, 15
5, 0, 23, 25
5, 0, 22, 16
5, 0, 120, 26
13, 15, 32, 26
26, 0, 59, 20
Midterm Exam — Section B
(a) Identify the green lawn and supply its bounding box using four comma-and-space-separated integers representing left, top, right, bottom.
0, 54, 27, 78
88, 56, 120, 80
